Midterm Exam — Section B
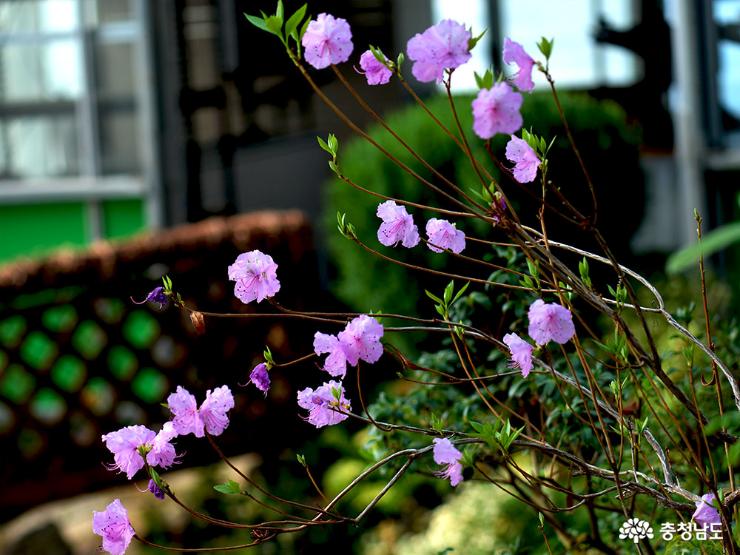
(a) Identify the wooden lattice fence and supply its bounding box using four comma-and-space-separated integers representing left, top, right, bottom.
0, 211, 321, 521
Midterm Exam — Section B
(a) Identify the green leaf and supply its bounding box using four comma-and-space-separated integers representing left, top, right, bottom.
468, 28, 486, 51
275, 0, 284, 23
299, 17, 311, 40
265, 14, 282, 35
474, 69, 493, 90
285, 4, 307, 39
244, 13, 269, 33
452, 282, 470, 304
443, 281, 455, 305
327, 133, 339, 156
578, 257, 591, 288
425, 290, 443, 304
317, 135, 331, 155
666, 221, 740, 274
296, 453, 306, 467
213, 480, 241, 495
537, 37, 554, 60
370, 45, 387, 65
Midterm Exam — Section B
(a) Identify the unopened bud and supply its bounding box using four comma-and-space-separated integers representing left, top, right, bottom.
190, 311, 206, 335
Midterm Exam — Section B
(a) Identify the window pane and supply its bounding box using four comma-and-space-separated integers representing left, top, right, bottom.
1, 40, 82, 101
500, 0, 638, 88
99, 110, 140, 175
95, 40, 135, 99
84, 0, 134, 25
0, 0, 79, 34
715, 1, 740, 124
4, 116, 78, 178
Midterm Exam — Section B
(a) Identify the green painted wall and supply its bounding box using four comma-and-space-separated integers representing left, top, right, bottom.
102, 199, 146, 239
0, 199, 146, 264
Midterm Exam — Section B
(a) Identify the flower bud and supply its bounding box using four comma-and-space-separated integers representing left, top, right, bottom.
190, 311, 206, 335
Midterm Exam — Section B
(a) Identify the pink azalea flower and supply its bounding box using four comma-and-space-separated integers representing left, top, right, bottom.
442, 461, 464, 486
376, 200, 420, 248
358, 50, 392, 85
200, 385, 235, 436
425, 218, 466, 253
314, 315, 384, 378
693, 493, 722, 527
297, 380, 351, 428
167, 386, 204, 437
249, 363, 271, 394
503, 333, 534, 377
92, 499, 135, 555
503, 38, 535, 92
228, 250, 280, 304
301, 13, 353, 70
167, 385, 234, 438
527, 299, 576, 345
432, 438, 463, 486
314, 332, 349, 378
146, 422, 178, 469
338, 314, 384, 365
407, 20, 472, 83
472, 82, 523, 139
505, 135, 540, 183
101, 424, 178, 479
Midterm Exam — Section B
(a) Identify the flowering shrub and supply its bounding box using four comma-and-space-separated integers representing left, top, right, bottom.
91, 3, 739, 553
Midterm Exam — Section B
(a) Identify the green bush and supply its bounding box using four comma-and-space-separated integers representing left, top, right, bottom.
323, 92, 643, 320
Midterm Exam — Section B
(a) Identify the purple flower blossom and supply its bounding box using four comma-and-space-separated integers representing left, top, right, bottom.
358, 50, 392, 85
148, 479, 165, 500
527, 299, 576, 345
302, 13, 353, 70
102, 424, 178, 479
338, 315, 384, 366
92, 499, 135, 555
228, 250, 281, 304
503, 38, 535, 92
693, 493, 721, 527
432, 438, 463, 486
407, 20, 472, 83
167, 386, 203, 437
376, 200, 420, 248
132, 286, 169, 310
314, 332, 348, 377
425, 218, 466, 254
146, 422, 178, 469
442, 461, 463, 486
249, 363, 271, 394
297, 380, 351, 428
167, 385, 234, 438
200, 386, 235, 436
314, 315, 384, 378
505, 135, 540, 183
472, 82, 523, 139
503, 333, 534, 377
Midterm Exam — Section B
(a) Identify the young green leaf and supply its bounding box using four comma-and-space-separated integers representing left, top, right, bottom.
213, 480, 241, 495
285, 4, 307, 39
244, 13, 270, 33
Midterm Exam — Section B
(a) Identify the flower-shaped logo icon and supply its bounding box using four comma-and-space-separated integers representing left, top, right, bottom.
619, 518, 654, 543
